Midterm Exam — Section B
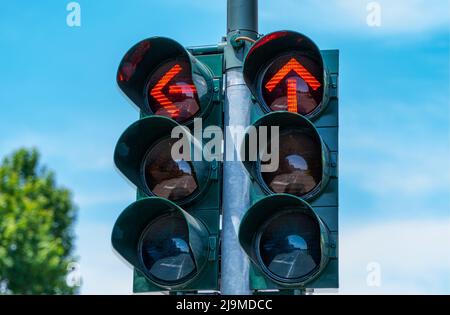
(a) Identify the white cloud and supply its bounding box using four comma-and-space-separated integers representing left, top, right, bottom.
260, 0, 449, 34
339, 219, 450, 294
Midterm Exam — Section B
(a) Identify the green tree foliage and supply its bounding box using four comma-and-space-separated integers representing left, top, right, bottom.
0, 148, 78, 294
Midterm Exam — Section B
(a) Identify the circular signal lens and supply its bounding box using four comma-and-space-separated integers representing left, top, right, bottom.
140, 213, 196, 284
142, 138, 198, 201
261, 130, 322, 197
146, 59, 207, 123
258, 210, 321, 282
261, 53, 324, 116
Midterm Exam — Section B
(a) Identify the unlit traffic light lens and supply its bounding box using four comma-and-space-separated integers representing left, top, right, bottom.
258, 210, 321, 282
147, 59, 207, 123
143, 137, 198, 201
261, 130, 322, 197
261, 54, 323, 116
140, 213, 196, 284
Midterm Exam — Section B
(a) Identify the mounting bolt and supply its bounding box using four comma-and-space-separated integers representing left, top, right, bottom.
229, 32, 244, 48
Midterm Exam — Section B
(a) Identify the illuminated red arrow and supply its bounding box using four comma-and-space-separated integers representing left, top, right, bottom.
168, 84, 196, 94
286, 77, 298, 113
265, 58, 321, 92
150, 64, 186, 117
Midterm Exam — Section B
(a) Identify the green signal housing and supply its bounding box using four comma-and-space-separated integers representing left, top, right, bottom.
238, 30, 339, 292
112, 37, 224, 293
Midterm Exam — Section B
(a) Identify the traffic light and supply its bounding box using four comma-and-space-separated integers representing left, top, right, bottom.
111, 37, 223, 292
238, 30, 339, 291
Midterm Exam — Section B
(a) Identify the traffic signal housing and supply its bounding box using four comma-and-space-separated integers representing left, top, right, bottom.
239, 30, 339, 291
239, 194, 332, 287
111, 197, 215, 290
117, 37, 216, 124
112, 37, 224, 293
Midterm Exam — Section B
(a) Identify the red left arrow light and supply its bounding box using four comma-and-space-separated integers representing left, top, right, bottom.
147, 61, 200, 122
150, 64, 184, 117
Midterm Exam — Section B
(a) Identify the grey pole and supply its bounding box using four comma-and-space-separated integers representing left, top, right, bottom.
221, 0, 258, 295
227, 0, 258, 34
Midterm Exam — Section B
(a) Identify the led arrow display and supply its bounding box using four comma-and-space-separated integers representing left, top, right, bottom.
150, 64, 183, 117
263, 57, 322, 114
149, 64, 199, 120
264, 58, 321, 92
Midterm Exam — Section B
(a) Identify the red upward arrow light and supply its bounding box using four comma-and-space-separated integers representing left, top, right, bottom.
265, 58, 321, 92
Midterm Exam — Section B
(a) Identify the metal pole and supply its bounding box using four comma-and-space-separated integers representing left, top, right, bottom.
227, 0, 258, 33
221, 0, 258, 295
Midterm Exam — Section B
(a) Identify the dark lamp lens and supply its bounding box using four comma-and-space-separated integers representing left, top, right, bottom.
259, 210, 321, 281
140, 213, 196, 283
143, 138, 198, 201
261, 130, 322, 197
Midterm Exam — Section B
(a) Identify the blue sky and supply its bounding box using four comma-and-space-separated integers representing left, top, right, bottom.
0, 0, 449, 294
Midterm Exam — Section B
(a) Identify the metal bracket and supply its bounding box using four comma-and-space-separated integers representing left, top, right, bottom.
213, 78, 221, 102
330, 152, 338, 178
208, 236, 217, 261
224, 30, 257, 70
210, 160, 219, 180
329, 74, 338, 98
328, 236, 338, 258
